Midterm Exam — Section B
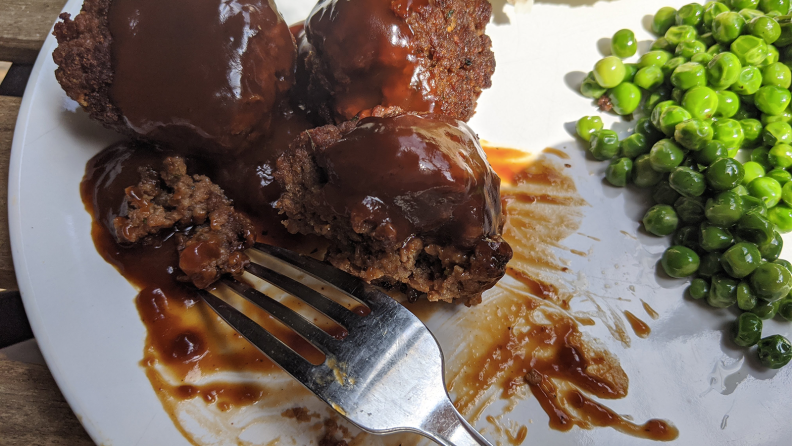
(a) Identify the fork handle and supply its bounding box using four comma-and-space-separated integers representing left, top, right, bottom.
420, 398, 493, 446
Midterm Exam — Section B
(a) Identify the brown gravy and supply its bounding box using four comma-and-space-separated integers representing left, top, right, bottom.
624, 310, 651, 339
81, 141, 677, 443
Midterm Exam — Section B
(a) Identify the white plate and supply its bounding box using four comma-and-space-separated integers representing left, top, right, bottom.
10, 0, 792, 445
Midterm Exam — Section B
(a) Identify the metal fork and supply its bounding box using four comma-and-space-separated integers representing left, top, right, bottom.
197, 243, 493, 446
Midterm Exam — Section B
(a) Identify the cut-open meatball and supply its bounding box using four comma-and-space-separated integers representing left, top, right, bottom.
114, 156, 255, 289
53, 0, 297, 153
297, 0, 495, 123
275, 109, 512, 304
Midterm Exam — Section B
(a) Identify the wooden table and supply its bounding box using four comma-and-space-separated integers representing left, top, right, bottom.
0, 1, 95, 444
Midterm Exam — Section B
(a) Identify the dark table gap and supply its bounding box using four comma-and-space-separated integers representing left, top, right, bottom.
0, 64, 34, 97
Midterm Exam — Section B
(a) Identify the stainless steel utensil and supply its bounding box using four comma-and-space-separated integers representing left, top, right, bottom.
198, 243, 493, 446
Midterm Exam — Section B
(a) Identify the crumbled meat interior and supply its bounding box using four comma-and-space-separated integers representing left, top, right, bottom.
113, 156, 255, 288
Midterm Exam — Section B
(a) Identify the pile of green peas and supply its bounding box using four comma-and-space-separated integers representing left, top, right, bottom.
577, 0, 792, 369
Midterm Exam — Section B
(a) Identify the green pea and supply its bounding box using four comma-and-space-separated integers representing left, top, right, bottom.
635, 117, 665, 145
676, 41, 707, 59
713, 118, 747, 149
755, 85, 792, 115
682, 86, 720, 119
743, 92, 758, 106
689, 278, 710, 299
733, 312, 764, 346
777, 259, 792, 274
741, 8, 767, 22
674, 119, 714, 150
581, 72, 608, 99
721, 242, 763, 277
715, 90, 742, 117
712, 12, 747, 43
743, 194, 770, 216
632, 154, 664, 188
671, 62, 708, 90
762, 44, 781, 67
675, 87, 688, 105
706, 190, 746, 225
700, 221, 736, 251
734, 0, 762, 11
654, 180, 682, 205
639, 50, 673, 68
763, 121, 792, 145
594, 57, 626, 89
705, 3, 733, 29
660, 106, 694, 136
654, 6, 679, 35
759, 0, 791, 14
732, 35, 771, 66
762, 109, 792, 126
608, 82, 642, 115
767, 167, 792, 184
645, 87, 673, 113
752, 298, 780, 318
768, 203, 792, 231
643, 204, 680, 236
666, 25, 698, 46
576, 116, 604, 141
762, 62, 792, 88
774, 14, 792, 46
751, 146, 774, 171
737, 281, 760, 310
611, 29, 637, 58
661, 245, 700, 277
651, 100, 678, 130
777, 296, 792, 320
738, 211, 776, 244
605, 158, 633, 187
732, 183, 751, 195
619, 133, 649, 159
700, 252, 726, 277
708, 274, 740, 307
695, 140, 730, 165
751, 262, 792, 300
769, 143, 792, 167
757, 334, 792, 369
622, 63, 639, 83
741, 118, 765, 147
649, 139, 686, 172
676, 196, 707, 224
692, 52, 715, 65
731, 66, 764, 95
708, 52, 744, 89
782, 179, 792, 206
708, 43, 729, 55
677, 3, 706, 26
634, 66, 664, 91
743, 161, 768, 184
748, 176, 784, 206
669, 167, 706, 197
652, 37, 677, 52
662, 56, 690, 79
767, 9, 784, 17
708, 157, 747, 191
589, 130, 620, 161
758, 230, 783, 259
749, 16, 783, 44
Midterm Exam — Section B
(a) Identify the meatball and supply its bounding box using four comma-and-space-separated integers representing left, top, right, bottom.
299, 0, 495, 123
275, 108, 512, 304
53, 0, 297, 153
113, 156, 255, 289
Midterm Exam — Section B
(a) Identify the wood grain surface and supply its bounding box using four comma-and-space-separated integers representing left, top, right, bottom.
0, 0, 69, 65
0, 96, 22, 291
0, 359, 94, 445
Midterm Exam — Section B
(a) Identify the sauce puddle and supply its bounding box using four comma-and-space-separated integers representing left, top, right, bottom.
81, 143, 677, 444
